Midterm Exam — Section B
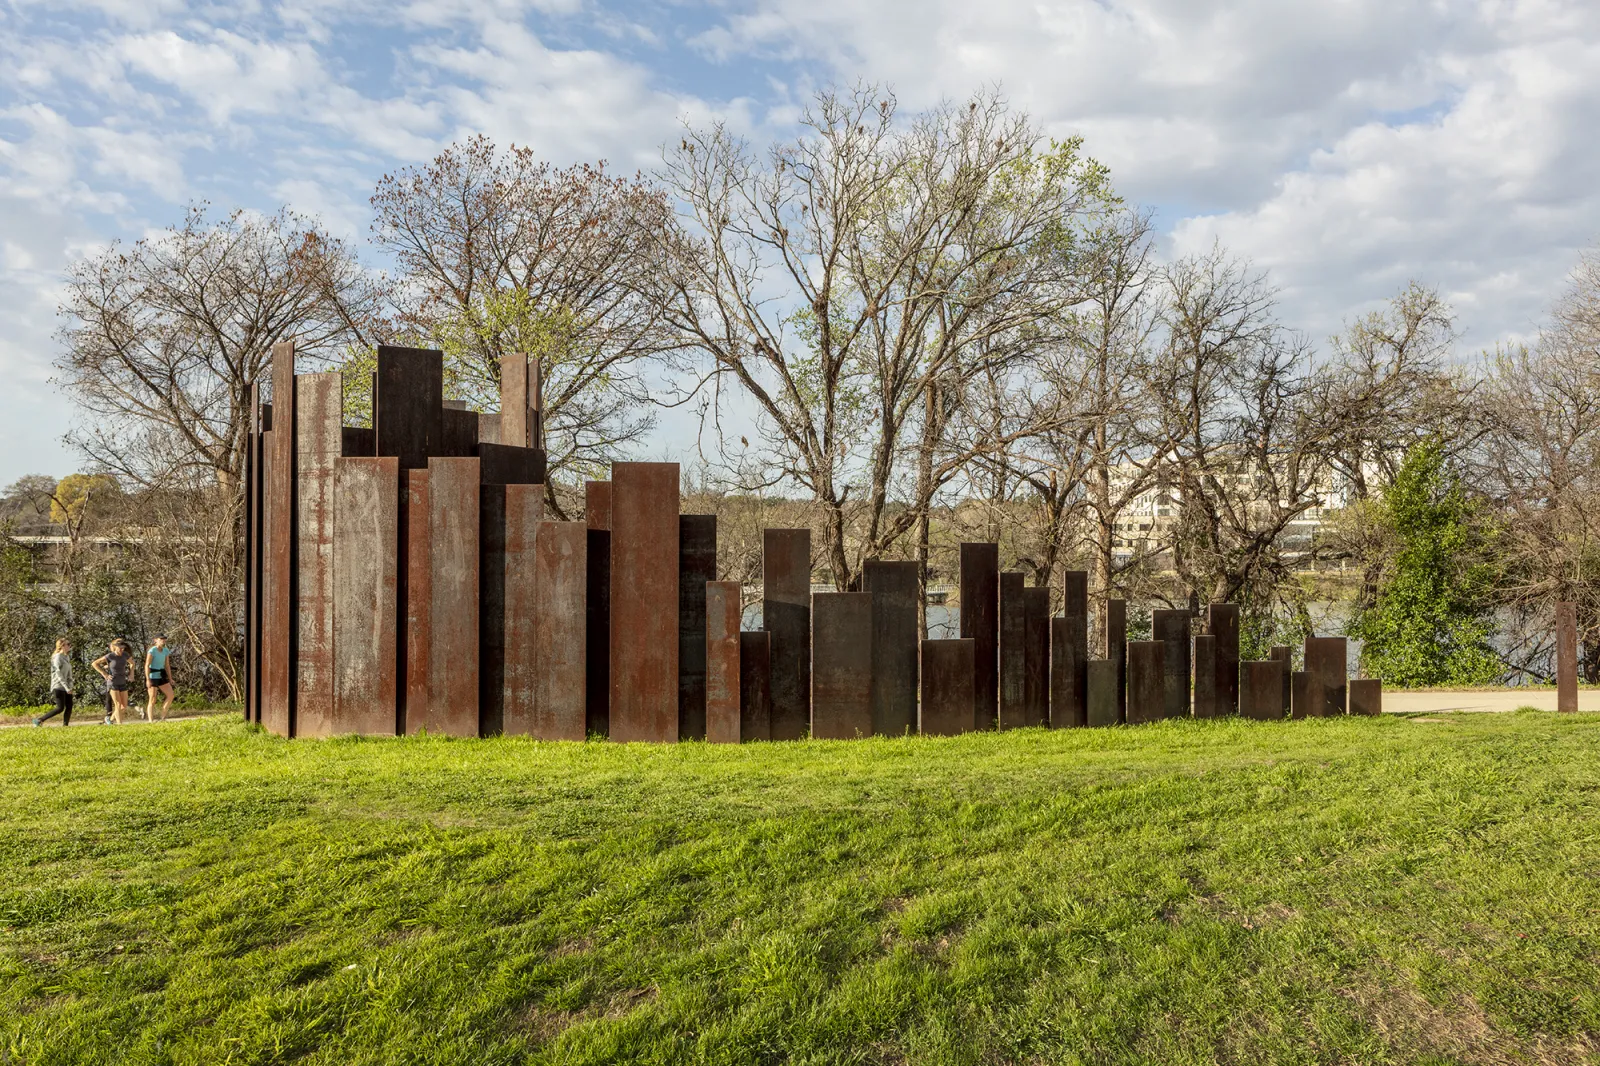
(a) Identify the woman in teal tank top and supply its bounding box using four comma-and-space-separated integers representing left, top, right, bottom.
145, 635, 176, 721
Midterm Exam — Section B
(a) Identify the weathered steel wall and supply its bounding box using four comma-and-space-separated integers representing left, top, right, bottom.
332, 457, 399, 735
497, 483, 542, 737
479, 484, 510, 737
534, 521, 587, 740
1086, 659, 1119, 727
1103, 598, 1127, 722
1152, 610, 1191, 720
585, 480, 611, 738
402, 468, 430, 734
440, 403, 479, 457
426, 457, 481, 737
1304, 637, 1348, 717
678, 515, 717, 741
261, 342, 296, 736
738, 631, 772, 742
374, 345, 442, 469
341, 426, 375, 457
1192, 633, 1218, 720
764, 528, 811, 741
1053, 572, 1089, 728
998, 572, 1027, 730
1022, 586, 1050, 728
1557, 601, 1579, 714
1240, 660, 1287, 720
920, 639, 975, 737
1348, 678, 1382, 717
244, 389, 265, 724
863, 560, 918, 736
1208, 603, 1240, 715
811, 592, 874, 739
960, 543, 1000, 730
610, 462, 680, 743
295, 372, 341, 738
1126, 640, 1165, 725
705, 581, 741, 744
1290, 670, 1311, 720
1270, 646, 1292, 717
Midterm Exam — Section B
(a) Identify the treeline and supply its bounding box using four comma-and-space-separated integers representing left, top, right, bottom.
3, 84, 1596, 704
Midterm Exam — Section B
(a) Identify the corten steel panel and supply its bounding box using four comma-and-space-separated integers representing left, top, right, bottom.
585, 481, 612, 530
1086, 660, 1120, 727
244, 388, 261, 723
500, 353, 532, 448
706, 581, 742, 744
498, 484, 543, 737
427, 457, 482, 737
920, 639, 976, 737
1557, 602, 1579, 714
811, 592, 874, 739
341, 426, 375, 457
478, 485, 510, 737
1192, 634, 1219, 720
1126, 641, 1166, 725
534, 520, 587, 741
1240, 660, 1287, 721
959, 543, 1000, 730
1152, 610, 1191, 720
477, 412, 502, 447
374, 345, 442, 470
585, 528, 611, 737
1022, 587, 1050, 727
764, 528, 812, 741
863, 560, 918, 736
1271, 646, 1292, 716
1290, 670, 1312, 720
1348, 678, 1383, 717
261, 342, 296, 737
332, 457, 400, 735
295, 372, 342, 739
402, 469, 431, 734
610, 462, 680, 743
1207, 603, 1240, 715
1305, 636, 1348, 717
998, 572, 1027, 729
478, 443, 542, 485
679, 515, 718, 740
529, 357, 543, 446
1050, 618, 1087, 728
442, 406, 480, 457
1102, 598, 1127, 721
739, 632, 772, 741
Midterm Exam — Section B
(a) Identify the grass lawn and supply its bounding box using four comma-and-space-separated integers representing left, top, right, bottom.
3, 713, 1599, 1065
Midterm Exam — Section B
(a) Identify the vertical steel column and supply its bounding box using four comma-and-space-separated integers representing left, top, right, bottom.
1290, 670, 1311, 719
498, 483, 543, 737
1086, 660, 1119, 727
478, 483, 510, 737
764, 528, 812, 741
920, 639, 975, 737
1270, 646, 1292, 717
1557, 602, 1578, 713
374, 345, 443, 468
1240, 660, 1287, 720
678, 515, 718, 741
426, 456, 481, 737
1103, 598, 1127, 722
1126, 641, 1165, 725
1348, 678, 1382, 717
1022, 586, 1050, 727
261, 342, 296, 737
706, 581, 742, 744
1152, 609, 1191, 720
811, 592, 874, 739
739, 631, 772, 742
1052, 572, 1089, 728
1305, 636, 1348, 717
1206, 603, 1239, 715
998, 572, 1027, 729
1192, 634, 1218, 719
332, 456, 400, 735
959, 543, 1000, 730
534, 521, 587, 740
244, 387, 264, 723
500, 353, 532, 448
610, 462, 680, 743
585, 481, 611, 738
863, 560, 918, 736
402, 468, 430, 734
295, 372, 341, 738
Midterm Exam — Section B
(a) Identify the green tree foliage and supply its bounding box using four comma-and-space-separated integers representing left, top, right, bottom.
1347, 438, 1501, 686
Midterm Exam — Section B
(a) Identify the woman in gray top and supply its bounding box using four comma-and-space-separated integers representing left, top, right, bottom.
93, 639, 133, 725
35, 638, 75, 727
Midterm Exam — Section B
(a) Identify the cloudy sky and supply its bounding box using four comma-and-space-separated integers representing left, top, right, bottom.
3, 0, 1599, 489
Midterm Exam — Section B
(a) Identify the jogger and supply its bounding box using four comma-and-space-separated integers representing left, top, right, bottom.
35, 638, 75, 727
145, 636, 176, 721
93, 640, 133, 725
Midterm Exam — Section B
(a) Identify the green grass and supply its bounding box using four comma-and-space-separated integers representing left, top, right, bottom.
3, 714, 1599, 1065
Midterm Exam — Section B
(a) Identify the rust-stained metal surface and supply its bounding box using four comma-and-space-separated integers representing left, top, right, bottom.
1290, 670, 1311, 719
705, 581, 741, 744
441, 405, 479, 457
1022, 586, 1050, 727
1270, 646, 1292, 715
678, 515, 717, 740
477, 412, 501, 446
402, 468, 430, 733
739, 631, 771, 742
341, 426, 375, 457
1103, 598, 1127, 721
261, 342, 296, 737
586, 480, 612, 530
1240, 660, 1287, 720
295, 372, 341, 739
1126, 640, 1165, 725
1152, 609, 1191, 720
1207, 603, 1240, 715
959, 543, 999, 730
920, 638, 975, 737
586, 527, 611, 738
478, 442, 542, 486
764, 528, 811, 741
332, 457, 399, 735
478, 484, 509, 736
1086, 659, 1119, 727
998, 571, 1027, 729
863, 559, 918, 736
500, 354, 532, 448
1304, 636, 1348, 717
1053, 573, 1089, 728
811, 592, 874, 739
1348, 678, 1382, 717
534, 520, 587, 740
1192, 633, 1218, 719
374, 345, 442, 470
244, 388, 263, 723
1557, 601, 1578, 713
427, 457, 481, 737
497, 484, 543, 737
609, 462, 680, 743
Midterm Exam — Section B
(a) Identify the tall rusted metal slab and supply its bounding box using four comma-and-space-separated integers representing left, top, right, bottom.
1192, 634, 1219, 719
920, 639, 975, 737
477, 412, 501, 446
764, 528, 811, 741
244, 389, 264, 724
1290, 670, 1312, 720
500, 353, 536, 448
402, 468, 430, 734
341, 426, 375, 457
678, 515, 718, 741
863, 560, 918, 736
425, 457, 481, 737
998, 572, 1027, 730
1053, 573, 1089, 728
1348, 678, 1382, 717
706, 581, 742, 744
960, 543, 1000, 730
295, 372, 342, 739
1022, 586, 1050, 727
1152, 609, 1191, 720
585, 480, 611, 737
1103, 598, 1127, 721
479, 484, 510, 737
1086, 659, 1119, 727
534, 520, 587, 740
812, 592, 874, 739
1240, 660, 1287, 721
478, 442, 542, 486
1271, 645, 1292, 717
1557, 601, 1579, 713
1126, 640, 1165, 725
496, 484, 543, 737
1305, 636, 1348, 717
261, 342, 296, 737
610, 462, 680, 743
374, 345, 442, 470
332, 457, 399, 735
1207, 603, 1240, 715
739, 631, 772, 742
441, 402, 480, 457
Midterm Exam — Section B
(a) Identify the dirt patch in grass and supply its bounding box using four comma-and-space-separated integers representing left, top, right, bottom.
1347, 982, 1599, 1065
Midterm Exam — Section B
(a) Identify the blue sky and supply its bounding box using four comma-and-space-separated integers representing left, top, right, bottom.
4, 0, 1600, 489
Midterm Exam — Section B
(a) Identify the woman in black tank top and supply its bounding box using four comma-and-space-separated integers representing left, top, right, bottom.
93, 640, 133, 725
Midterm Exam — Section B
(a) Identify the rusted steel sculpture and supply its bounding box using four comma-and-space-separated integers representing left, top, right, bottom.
243, 344, 1378, 741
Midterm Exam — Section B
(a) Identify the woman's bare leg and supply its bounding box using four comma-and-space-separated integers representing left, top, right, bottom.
146, 686, 158, 720
112, 690, 127, 725
159, 684, 175, 720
